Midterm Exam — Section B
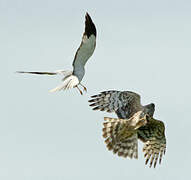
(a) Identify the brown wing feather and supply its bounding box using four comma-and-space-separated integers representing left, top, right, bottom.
103, 117, 139, 159
138, 118, 166, 168
103, 111, 148, 159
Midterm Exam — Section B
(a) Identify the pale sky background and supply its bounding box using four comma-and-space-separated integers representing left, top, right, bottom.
2, 0, 191, 179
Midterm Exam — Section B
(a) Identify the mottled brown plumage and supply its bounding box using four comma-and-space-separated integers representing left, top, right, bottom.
89, 90, 166, 168
138, 117, 166, 168
89, 90, 155, 119
103, 111, 148, 159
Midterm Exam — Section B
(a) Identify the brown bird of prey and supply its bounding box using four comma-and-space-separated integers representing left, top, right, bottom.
17, 13, 96, 95
89, 90, 166, 168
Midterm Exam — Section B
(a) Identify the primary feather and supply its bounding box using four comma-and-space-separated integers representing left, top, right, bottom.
103, 111, 148, 159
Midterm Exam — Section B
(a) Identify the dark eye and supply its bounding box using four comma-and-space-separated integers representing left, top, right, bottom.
146, 115, 150, 121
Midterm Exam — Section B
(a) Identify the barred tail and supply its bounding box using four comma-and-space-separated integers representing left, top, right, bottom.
49, 75, 79, 92
103, 117, 138, 159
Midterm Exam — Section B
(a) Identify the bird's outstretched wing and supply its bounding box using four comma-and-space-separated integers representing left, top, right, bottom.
103, 111, 148, 159
72, 13, 96, 79
138, 118, 166, 168
89, 90, 141, 119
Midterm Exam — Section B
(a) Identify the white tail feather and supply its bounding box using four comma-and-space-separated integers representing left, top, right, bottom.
49, 75, 79, 92
55, 70, 72, 76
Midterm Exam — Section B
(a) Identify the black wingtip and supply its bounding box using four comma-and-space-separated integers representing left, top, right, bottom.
89, 103, 96, 107
154, 162, 157, 168
85, 12, 90, 18
145, 158, 149, 165
88, 99, 95, 103
84, 12, 96, 38
92, 107, 100, 111
90, 95, 98, 98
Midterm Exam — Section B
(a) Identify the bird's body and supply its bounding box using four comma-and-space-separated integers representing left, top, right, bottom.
89, 90, 166, 168
18, 13, 97, 95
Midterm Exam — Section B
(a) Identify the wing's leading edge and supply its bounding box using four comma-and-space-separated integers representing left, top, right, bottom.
89, 90, 142, 119
72, 13, 97, 81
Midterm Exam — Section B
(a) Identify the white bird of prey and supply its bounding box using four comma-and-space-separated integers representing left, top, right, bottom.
18, 13, 97, 95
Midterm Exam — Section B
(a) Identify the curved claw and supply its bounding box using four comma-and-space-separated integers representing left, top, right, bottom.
76, 86, 83, 95
79, 83, 87, 93
83, 86, 87, 92
79, 90, 83, 95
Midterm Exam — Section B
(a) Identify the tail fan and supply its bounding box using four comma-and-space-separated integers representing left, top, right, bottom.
17, 70, 79, 92
49, 75, 79, 92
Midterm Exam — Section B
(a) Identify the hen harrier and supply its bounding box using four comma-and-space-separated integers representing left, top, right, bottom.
89, 90, 166, 168
18, 13, 96, 95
